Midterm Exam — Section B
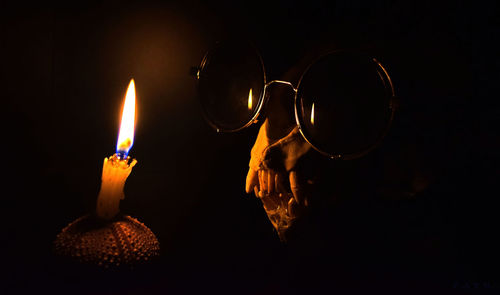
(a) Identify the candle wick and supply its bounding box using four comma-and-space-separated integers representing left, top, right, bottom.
116, 151, 127, 160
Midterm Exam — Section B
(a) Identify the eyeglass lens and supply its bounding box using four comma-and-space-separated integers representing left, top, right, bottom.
198, 42, 265, 131
296, 51, 393, 158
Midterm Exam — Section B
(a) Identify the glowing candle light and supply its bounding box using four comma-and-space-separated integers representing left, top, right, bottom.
310, 102, 315, 125
248, 88, 253, 110
116, 79, 136, 159
96, 79, 137, 220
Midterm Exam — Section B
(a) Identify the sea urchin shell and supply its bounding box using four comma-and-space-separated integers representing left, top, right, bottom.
54, 214, 160, 268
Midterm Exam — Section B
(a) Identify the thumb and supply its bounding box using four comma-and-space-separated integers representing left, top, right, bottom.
289, 170, 307, 205
245, 168, 259, 194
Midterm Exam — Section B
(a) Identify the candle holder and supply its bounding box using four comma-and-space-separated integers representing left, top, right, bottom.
54, 213, 160, 268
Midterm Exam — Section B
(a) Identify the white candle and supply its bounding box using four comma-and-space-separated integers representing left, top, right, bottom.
96, 79, 137, 220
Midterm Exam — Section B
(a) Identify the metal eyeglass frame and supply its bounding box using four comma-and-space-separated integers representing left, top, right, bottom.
192, 44, 398, 160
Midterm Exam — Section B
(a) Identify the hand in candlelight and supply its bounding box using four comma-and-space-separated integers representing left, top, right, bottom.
246, 120, 313, 241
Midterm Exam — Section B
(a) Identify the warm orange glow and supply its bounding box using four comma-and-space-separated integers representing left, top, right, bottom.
248, 88, 253, 110
116, 79, 136, 155
310, 102, 315, 125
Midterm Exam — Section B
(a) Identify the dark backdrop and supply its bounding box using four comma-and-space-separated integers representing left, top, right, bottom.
2, 0, 499, 293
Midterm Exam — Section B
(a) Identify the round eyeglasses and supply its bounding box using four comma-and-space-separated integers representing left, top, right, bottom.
191, 41, 398, 160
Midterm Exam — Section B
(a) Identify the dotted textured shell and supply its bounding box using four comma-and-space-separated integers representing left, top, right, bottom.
54, 214, 160, 268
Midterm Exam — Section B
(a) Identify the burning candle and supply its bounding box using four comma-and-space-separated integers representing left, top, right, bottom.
96, 79, 137, 220
54, 78, 160, 268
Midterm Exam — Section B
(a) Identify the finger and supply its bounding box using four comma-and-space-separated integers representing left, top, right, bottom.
245, 168, 259, 194
268, 170, 275, 194
258, 170, 264, 193
253, 186, 260, 198
289, 170, 305, 205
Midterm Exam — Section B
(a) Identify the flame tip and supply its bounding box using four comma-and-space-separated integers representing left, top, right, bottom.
116, 78, 136, 154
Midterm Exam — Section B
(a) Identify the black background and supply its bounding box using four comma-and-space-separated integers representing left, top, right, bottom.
2, 0, 499, 293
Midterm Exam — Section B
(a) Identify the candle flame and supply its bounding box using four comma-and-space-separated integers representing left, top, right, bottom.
310, 102, 315, 125
116, 79, 136, 157
248, 88, 253, 110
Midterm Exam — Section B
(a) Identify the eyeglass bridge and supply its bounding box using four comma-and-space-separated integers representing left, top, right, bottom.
265, 80, 297, 92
